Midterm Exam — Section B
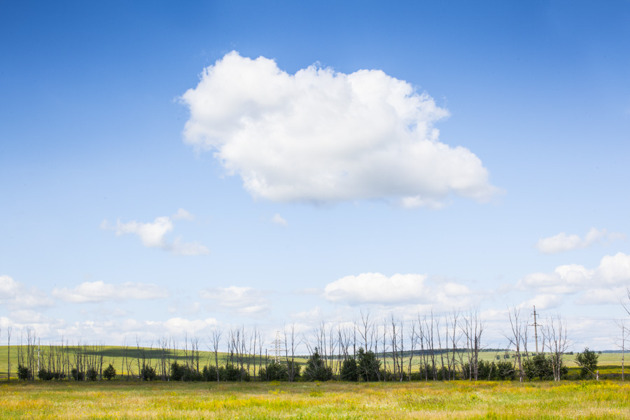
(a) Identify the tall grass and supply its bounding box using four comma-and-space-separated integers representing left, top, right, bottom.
0, 380, 628, 419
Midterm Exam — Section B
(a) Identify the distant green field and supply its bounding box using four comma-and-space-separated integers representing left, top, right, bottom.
0, 380, 629, 419
0, 345, 308, 379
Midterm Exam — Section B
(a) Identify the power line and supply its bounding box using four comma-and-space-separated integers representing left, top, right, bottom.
531, 305, 541, 354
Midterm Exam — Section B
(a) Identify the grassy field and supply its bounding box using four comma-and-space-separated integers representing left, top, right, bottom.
0, 380, 629, 419
0, 345, 291, 378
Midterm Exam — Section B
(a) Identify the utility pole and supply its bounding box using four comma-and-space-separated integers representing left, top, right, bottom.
531, 306, 540, 354
271, 331, 283, 362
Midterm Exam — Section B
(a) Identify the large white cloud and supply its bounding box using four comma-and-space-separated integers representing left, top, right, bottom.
536, 228, 625, 254
102, 209, 210, 256
324, 272, 471, 305
181, 51, 498, 207
52, 281, 168, 303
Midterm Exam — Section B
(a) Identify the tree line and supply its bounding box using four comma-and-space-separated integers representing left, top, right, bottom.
0, 308, 621, 383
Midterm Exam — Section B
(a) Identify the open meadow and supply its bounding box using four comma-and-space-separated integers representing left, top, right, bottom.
1, 380, 630, 419
2, 344, 629, 418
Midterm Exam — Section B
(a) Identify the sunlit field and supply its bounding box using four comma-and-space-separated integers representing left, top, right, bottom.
2, 345, 629, 418
1, 380, 629, 419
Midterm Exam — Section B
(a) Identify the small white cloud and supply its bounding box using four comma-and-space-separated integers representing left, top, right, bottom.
271, 213, 288, 226
181, 51, 499, 208
102, 209, 209, 256
200, 286, 270, 316
115, 216, 173, 248
400, 196, 446, 210
171, 238, 210, 256
536, 228, 625, 254
519, 294, 563, 311
596, 252, 630, 284
52, 281, 168, 303
172, 208, 194, 221
292, 306, 323, 320
576, 286, 627, 305
0, 275, 53, 308
323, 272, 472, 306
519, 252, 630, 298
162, 317, 218, 335
324, 273, 428, 304
519, 264, 594, 294
0, 275, 19, 298
9, 310, 46, 324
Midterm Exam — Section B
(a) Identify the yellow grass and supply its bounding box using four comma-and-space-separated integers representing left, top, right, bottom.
1, 380, 629, 419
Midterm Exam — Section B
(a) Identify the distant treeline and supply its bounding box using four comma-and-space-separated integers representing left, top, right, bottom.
1, 310, 624, 383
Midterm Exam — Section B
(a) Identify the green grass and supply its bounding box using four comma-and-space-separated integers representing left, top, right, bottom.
0, 380, 629, 418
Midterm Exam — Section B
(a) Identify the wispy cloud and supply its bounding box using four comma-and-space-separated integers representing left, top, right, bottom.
102, 209, 209, 256
200, 286, 270, 316
0, 275, 53, 309
536, 228, 625, 254
52, 281, 168, 303
271, 213, 288, 226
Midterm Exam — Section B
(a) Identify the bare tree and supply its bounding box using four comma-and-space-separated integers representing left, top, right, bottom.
389, 316, 398, 381
506, 307, 526, 382
407, 319, 417, 380
359, 311, 375, 352
284, 324, 299, 381
327, 324, 337, 376
461, 311, 483, 381
543, 316, 569, 381
447, 311, 460, 380
210, 328, 222, 382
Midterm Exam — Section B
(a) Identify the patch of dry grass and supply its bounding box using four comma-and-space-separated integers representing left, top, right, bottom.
1, 380, 629, 419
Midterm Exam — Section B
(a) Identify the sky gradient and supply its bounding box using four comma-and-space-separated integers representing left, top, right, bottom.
1, 0, 630, 350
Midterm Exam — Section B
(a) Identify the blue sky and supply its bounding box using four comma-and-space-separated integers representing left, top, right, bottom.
1, 0, 630, 350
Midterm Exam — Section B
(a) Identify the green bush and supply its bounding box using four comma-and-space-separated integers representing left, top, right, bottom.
287, 361, 301, 381
357, 348, 380, 382
202, 365, 218, 381
86, 368, 98, 381
496, 360, 516, 380
18, 365, 32, 380
575, 348, 599, 379
303, 349, 333, 381
524, 354, 553, 381
71, 368, 85, 381
38, 368, 55, 380
140, 364, 157, 381
171, 362, 203, 381
259, 360, 288, 381
340, 358, 359, 381
221, 364, 250, 382
103, 364, 116, 380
